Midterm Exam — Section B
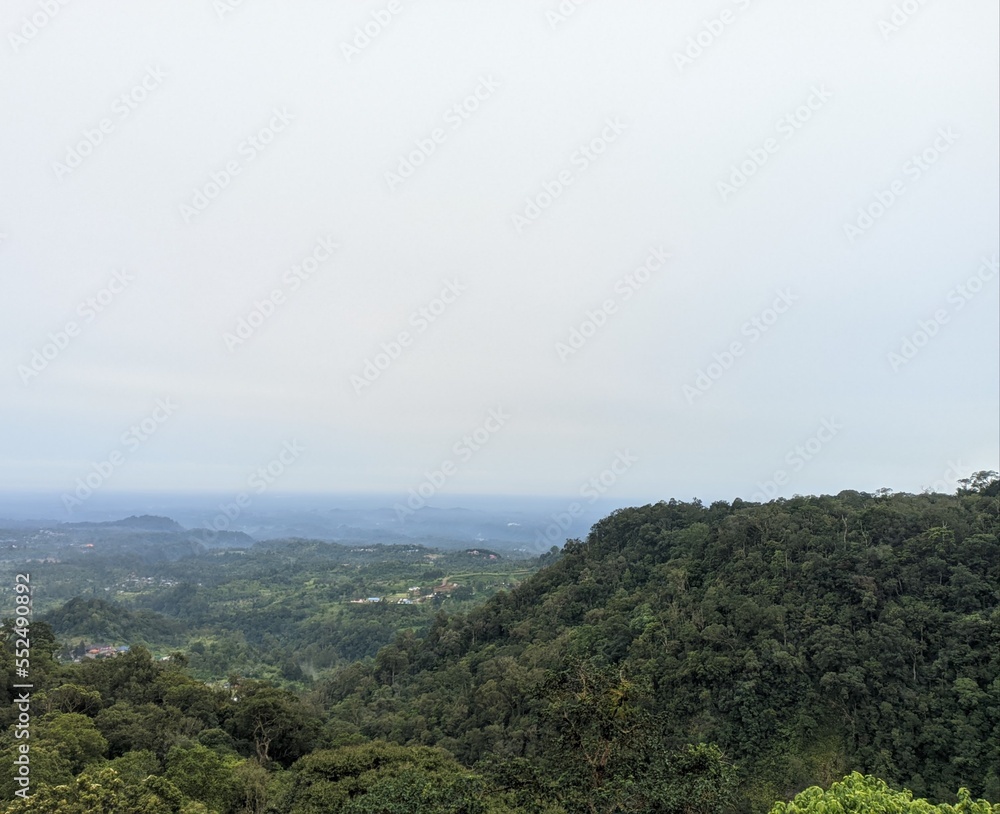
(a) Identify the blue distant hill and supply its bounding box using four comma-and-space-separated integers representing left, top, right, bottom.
64, 514, 184, 532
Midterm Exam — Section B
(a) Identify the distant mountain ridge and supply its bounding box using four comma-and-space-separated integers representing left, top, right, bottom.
62, 514, 184, 532
0, 494, 635, 552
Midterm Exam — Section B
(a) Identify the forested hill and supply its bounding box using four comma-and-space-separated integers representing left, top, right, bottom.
1, 480, 997, 812
324, 478, 1000, 811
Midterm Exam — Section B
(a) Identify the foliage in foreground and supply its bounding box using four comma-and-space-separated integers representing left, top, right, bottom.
770, 772, 1000, 813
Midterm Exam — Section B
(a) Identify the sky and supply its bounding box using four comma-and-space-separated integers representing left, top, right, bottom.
1, 0, 998, 520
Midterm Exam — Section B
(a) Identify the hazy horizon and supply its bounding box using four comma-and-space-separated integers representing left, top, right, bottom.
3, 3, 997, 511
0, 476, 982, 522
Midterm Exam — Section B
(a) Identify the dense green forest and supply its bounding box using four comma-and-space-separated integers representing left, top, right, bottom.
1, 475, 998, 812
6, 539, 535, 686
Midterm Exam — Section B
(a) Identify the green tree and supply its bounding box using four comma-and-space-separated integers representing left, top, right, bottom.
37, 684, 103, 717
34, 712, 108, 774
643, 743, 739, 814
224, 682, 320, 767
164, 743, 238, 812
90, 748, 160, 785
0, 744, 73, 802
282, 741, 483, 814
95, 700, 180, 758
0, 767, 126, 814
769, 772, 1000, 813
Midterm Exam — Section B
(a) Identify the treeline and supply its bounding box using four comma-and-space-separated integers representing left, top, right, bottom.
1, 638, 995, 813
0, 475, 997, 812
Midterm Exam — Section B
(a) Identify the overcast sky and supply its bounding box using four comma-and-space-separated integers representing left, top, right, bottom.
1, 0, 997, 515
